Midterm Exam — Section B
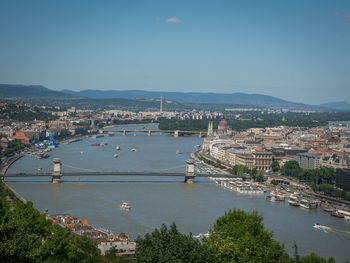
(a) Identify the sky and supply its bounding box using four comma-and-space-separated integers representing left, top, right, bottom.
0, 0, 349, 105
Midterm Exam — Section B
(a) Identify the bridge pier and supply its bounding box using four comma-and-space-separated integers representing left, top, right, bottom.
185, 159, 196, 184
123, 130, 126, 136
52, 158, 62, 184
148, 130, 151, 136
199, 132, 202, 138
174, 130, 179, 138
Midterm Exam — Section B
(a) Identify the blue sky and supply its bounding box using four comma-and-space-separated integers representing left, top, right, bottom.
0, 0, 349, 104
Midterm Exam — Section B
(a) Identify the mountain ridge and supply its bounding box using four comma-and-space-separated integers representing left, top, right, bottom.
1, 84, 348, 111
61, 89, 318, 110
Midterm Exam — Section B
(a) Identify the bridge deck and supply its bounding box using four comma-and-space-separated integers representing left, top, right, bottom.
3, 172, 238, 178
104, 129, 206, 134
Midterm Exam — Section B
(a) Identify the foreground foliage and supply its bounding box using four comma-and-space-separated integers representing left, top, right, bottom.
204, 209, 291, 263
135, 223, 215, 263
136, 209, 338, 263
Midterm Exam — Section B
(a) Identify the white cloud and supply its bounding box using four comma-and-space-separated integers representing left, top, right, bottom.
166, 17, 184, 24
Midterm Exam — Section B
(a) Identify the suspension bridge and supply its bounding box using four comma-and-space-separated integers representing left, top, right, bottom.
2, 158, 239, 183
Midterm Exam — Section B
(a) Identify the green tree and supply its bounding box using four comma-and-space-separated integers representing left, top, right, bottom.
135, 223, 215, 263
271, 160, 280, 172
204, 209, 292, 263
281, 161, 301, 179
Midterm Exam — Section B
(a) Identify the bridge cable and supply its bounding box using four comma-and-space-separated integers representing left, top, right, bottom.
61, 163, 98, 172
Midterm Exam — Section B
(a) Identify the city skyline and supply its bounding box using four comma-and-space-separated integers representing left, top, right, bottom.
0, 0, 350, 104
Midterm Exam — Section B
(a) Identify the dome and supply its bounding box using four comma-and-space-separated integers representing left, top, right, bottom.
218, 119, 228, 130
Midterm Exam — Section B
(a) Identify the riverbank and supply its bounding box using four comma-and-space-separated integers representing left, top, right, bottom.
1, 153, 24, 175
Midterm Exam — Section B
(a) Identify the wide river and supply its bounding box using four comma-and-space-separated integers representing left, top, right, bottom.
6, 124, 350, 262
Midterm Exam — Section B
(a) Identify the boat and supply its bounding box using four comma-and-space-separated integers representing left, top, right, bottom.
270, 191, 285, 201
331, 210, 344, 218
116, 146, 120, 150
193, 233, 210, 239
322, 206, 334, 213
113, 154, 118, 158
130, 148, 137, 152
300, 199, 317, 209
176, 150, 180, 154
288, 199, 300, 207
345, 216, 350, 221
266, 195, 277, 202
120, 202, 131, 211
299, 199, 312, 209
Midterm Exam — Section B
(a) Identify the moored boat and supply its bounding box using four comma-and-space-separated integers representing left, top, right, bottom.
322, 206, 334, 213
331, 210, 344, 218
288, 199, 300, 207
270, 191, 285, 201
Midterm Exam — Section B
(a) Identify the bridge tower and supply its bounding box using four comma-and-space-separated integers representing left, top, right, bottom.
185, 159, 196, 184
52, 158, 62, 184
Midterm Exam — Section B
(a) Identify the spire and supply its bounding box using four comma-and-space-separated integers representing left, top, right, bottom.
208, 121, 213, 136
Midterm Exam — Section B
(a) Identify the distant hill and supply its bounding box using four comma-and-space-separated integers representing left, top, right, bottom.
61, 89, 321, 110
320, 101, 350, 112
0, 84, 185, 111
0, 84, 75, 99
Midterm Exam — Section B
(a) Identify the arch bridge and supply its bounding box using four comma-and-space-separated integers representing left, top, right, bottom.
102, 129, 206, 138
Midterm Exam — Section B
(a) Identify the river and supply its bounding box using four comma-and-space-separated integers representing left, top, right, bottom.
5, 124, 350, 262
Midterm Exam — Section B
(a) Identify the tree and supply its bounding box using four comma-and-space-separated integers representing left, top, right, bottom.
271, 160, 280, 172
204, 209, 292, 263
281, 161, 301, 178
0, 190, 101, 263
135, 223, 215, 263
271, 179, 278, 185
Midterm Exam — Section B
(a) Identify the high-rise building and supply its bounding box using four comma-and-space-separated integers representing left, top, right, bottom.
160, 95, 163, 113
336, 168, 350, 191
296, 153, 321, 170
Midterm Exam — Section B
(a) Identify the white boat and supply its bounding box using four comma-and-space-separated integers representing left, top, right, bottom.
313, 223, 321, 229
116, 146, 120, 150
120, 202, 131, 211
130, 148, 137, 152
113, 154, 118, 158
176, 150, 180, 154
193, 233, 210, 239
344, 216, 350, 221
266, 195, 277, 202
270, 191, 285, 201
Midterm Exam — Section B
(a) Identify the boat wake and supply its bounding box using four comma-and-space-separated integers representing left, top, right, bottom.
314, 224, 350, 236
